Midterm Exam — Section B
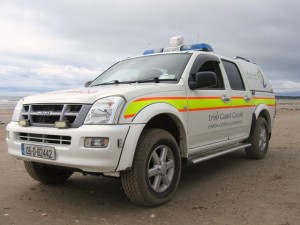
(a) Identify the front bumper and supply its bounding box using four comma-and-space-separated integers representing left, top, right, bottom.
6, 122, 141, 173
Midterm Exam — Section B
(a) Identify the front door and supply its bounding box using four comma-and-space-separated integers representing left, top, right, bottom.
186, 55, 232, 154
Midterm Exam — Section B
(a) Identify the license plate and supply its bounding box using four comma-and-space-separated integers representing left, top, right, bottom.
21, 143, 56, 160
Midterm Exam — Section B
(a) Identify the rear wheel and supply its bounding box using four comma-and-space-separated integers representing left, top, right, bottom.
121, 129, 181, 207
246, 117, 269, 159
24, 161, 73, 184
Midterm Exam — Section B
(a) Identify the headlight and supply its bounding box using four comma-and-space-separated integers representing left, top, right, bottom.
12, 99, 24, 122
84, 96, 125, 124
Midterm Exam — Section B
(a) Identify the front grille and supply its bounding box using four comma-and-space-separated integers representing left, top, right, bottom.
20, 104, 91, 128
19, 132, 71, 145
32, 115, 60, 124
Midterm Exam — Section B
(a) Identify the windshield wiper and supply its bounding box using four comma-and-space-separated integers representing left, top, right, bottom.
136, 77, 160, 83
91, 77, 178, 87
91, 80, 120, 86
134, 77, 178, 83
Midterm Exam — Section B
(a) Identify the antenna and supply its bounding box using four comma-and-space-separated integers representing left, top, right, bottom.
196, 33, 200, 43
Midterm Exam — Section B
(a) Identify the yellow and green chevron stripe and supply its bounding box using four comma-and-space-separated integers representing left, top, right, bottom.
124, 97, 188, 119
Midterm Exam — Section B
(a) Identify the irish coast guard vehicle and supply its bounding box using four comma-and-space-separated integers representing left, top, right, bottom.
6, 36, 276, 206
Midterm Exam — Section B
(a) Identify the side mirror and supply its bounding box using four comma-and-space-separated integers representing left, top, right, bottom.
85, 81, 92, 87
188, 72, 217, 90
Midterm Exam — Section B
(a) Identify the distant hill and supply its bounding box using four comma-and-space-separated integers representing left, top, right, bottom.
275, 96, 300, 99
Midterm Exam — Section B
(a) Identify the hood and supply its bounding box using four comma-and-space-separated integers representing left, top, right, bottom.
22, 83, 183, 105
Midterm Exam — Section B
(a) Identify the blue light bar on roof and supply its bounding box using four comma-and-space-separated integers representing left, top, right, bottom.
143, 48, 163, 55
143, 43, 213, 55
181, 43, 213, 52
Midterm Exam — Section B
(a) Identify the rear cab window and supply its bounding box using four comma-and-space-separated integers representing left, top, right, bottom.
222, 60, 245, 90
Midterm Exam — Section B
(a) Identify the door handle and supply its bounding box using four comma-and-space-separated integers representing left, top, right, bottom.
244, 95, 251, 102
221, 95, 231, 103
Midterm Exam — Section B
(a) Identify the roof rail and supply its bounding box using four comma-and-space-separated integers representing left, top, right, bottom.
234, 56, 251, 62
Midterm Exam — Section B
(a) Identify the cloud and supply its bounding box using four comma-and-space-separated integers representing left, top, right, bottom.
0, 66, 21, 75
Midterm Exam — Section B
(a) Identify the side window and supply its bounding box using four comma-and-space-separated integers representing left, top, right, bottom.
222, 60, 245, 90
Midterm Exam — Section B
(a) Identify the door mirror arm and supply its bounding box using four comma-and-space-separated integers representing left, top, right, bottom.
85, 81, 92, 87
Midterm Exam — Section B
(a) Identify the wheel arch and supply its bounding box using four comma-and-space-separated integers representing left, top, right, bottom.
134, 103, 188, 157
143, 113, 188, 158
251, 104, 272, 139
116, 103, 188, 171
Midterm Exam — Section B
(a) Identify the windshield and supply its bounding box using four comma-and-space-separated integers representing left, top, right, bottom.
89, 53, 191, 86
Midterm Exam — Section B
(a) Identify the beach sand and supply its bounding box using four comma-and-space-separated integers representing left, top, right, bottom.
0, 102, 300, 225
0, 109, 13, 125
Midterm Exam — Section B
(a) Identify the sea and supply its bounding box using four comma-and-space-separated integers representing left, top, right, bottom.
0, 96, 25, 110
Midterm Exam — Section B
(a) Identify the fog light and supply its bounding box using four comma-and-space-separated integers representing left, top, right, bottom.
55, 120, 69, 129
19, 119, 30, 127
84, 137, 109, 148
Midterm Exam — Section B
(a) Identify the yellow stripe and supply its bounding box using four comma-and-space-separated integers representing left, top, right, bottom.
187, 97, 225, 109
253, 97, 276, 106
124, 96, 275, 119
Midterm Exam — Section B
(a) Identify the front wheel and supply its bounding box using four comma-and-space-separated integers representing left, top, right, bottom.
121, 129, 181, 207
245, 117, 269, 159
24, 161, 73, 184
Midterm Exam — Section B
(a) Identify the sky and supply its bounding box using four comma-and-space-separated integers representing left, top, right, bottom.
1, 0, 300, 96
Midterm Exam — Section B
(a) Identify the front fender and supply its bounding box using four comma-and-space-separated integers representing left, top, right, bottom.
116, 102, 188, 171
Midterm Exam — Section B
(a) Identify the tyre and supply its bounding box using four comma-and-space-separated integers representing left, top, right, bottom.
121, 129, 181, 207
24, 161, 73, 184
245, 117, 269, 159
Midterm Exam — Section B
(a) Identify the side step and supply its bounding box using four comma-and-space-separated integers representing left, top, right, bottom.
188, 143, 251, 165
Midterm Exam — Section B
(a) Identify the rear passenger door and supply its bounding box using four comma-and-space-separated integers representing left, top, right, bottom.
221, 59, 253, 140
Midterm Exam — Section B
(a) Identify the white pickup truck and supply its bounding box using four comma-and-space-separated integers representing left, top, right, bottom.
6, 37, 276, 206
